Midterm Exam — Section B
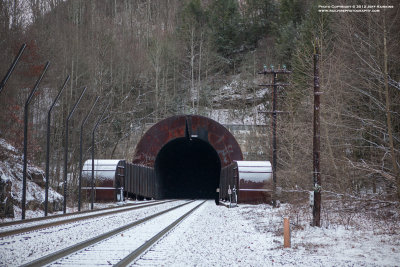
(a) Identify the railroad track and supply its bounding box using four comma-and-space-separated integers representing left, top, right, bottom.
21, 200, 205, 267
0, 200, 174, 238
0, 200, 162, 228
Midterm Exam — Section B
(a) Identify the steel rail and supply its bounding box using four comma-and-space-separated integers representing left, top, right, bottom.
0, 200, 162, 228
0, 200, 175, 238
21, 200, 194, 267
115, 200, 206, 267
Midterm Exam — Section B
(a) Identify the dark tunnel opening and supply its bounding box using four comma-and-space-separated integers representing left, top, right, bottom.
154, 137, 221, 199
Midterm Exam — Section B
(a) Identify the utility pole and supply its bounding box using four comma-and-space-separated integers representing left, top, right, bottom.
258, 65, 291, 207
312, 44, 322, 227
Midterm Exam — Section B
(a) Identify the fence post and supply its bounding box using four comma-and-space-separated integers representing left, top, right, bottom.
45, 75, 70, 216
78, 96, 100, 211
91, 102, 110, 210
22, 61, 50, 220
63, 87, 87, 214
0, 44, 26, 95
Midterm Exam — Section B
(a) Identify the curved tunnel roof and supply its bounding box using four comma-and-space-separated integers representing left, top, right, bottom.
132, 114, 243, 167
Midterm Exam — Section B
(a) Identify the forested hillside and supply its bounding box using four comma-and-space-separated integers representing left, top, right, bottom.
1, 0, 399, 205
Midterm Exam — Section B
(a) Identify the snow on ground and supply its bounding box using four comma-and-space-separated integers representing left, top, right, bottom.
1, 199, 399, 266
135, 201, 399, 266
0, 139, 17, 153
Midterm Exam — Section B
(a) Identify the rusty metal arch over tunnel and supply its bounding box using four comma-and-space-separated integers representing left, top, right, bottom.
132, 115, 243, 199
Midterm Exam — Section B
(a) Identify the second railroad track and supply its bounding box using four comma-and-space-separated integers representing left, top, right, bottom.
21, 200, 205, 267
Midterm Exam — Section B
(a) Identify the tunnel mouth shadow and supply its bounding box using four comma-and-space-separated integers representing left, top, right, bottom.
154, 137, 221, 199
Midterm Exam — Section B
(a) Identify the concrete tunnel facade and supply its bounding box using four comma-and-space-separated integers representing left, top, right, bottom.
132, 115, 243, 199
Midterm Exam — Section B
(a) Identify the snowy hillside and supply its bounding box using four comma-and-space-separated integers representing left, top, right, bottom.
0, 138, 63, 219
207, 77, 270, 125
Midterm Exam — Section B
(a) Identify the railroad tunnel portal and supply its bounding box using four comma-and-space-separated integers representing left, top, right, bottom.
132, 115, 244, 200
155, 137, 221, 199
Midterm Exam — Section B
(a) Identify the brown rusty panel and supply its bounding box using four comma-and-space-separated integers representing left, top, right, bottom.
132, 115, 243, 167
94, 189, 115, 202
88, 179, 115, 202
99, 180, 114, 187
238, 179, 272, 204
238, 190, 271, 204
239, 179, 272, 190
83, 189, 115, 202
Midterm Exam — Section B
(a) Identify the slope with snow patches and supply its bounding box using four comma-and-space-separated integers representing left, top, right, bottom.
0, 138, 63, 219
